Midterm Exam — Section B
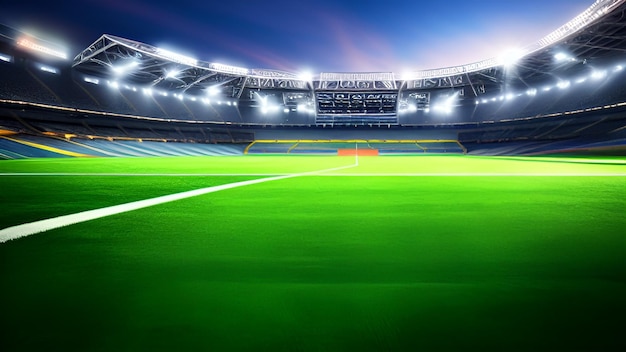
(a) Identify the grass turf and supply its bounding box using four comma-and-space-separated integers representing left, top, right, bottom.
1, 155, 625, 351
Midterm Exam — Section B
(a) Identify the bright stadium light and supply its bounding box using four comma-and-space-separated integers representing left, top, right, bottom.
554, 52, 569, 61
497, 48, 526, 68
557, 80, 571, 89
554, 52, 577, 63
84, 77, 100, 85
207, 86, 221, 96
166, 70, 181, 79
505, 93, 515, 101
142, 88, 153, 96
156, 47, 197, 66
39, 65, 58, 74
209, 62, 248, 75
107, 81, 119, 89
526, 88, 537, 96
432, 93, 459, 115
591, 69, 607, 80
112, 60, 139, 75
0, 53, 12, 63
575, 77, 587, 84
298, 71, 313, 82
255, 92, 281, 115
16, 37, 68, 60
615, 65, 624, 72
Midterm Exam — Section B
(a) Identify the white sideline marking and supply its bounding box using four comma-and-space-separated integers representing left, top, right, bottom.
0, 162, 357, 244
1, 172, 624, 177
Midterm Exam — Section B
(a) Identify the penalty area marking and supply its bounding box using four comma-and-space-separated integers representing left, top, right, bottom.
0, 161, 357, 244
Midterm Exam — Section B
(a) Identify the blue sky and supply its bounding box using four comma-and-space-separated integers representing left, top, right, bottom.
2, 0, 593, 73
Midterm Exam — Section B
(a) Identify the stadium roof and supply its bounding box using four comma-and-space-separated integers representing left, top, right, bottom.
69, 0, 626, 98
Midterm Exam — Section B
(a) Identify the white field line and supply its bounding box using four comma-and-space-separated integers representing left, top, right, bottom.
0, 173, 288, 177
0, 161, 357, 244
1, 172, 625, 177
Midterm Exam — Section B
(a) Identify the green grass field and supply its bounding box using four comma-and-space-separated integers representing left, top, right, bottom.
1, 155, 625, 351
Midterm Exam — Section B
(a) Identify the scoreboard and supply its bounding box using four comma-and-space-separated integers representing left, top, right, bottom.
315, 72, 399, 125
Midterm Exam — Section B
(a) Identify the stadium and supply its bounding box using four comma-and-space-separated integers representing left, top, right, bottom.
0, 0, 625, 350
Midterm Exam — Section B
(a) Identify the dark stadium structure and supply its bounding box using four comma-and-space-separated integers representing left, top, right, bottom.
1, 0, 626, 157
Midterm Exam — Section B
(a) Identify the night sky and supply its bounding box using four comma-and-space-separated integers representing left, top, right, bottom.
2, 0, 593, 73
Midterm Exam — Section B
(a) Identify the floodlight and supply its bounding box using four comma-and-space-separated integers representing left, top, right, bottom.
108, 81, 119, 89
210, 62, 248, 75
557, 80, 571, 89
575, 77, 587, 84
554, 52, 576, 63
166, 70, 180, 79
497, 48, 526, 67
160, 91, 169, 97
298, 71, 313, 82
505, 93, 515, 101
432, 93, 458, 115
526, 88, 537, 96
39, 65, 58, 74
207, 86, 221, 96
283, 108, 290, 113
112, 61, 139, 75
543, 86, 552, 92
482, 99, 489, 104
0, 53, 12, 63
554, 52, 569, 61
591, 70, 607, 80
84, 77, 99, 85
16, 38, 68, 60
143, 88, 153, 96
190, 97, 197, 102
615, 65, 623, 72
156, 47, 197, 66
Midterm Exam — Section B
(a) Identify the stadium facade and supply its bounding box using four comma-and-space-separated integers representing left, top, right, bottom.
1, 0, 626, 156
